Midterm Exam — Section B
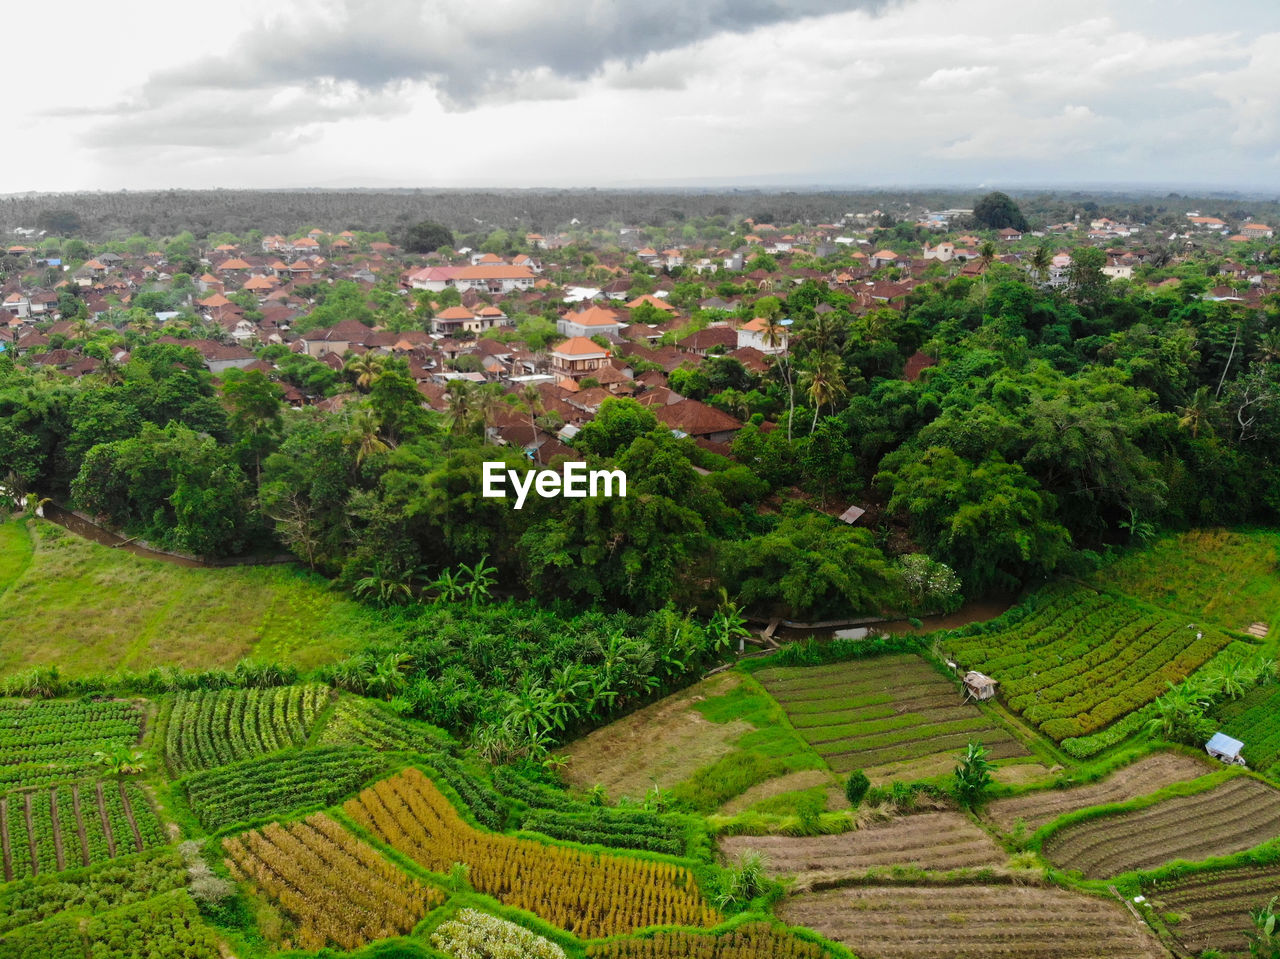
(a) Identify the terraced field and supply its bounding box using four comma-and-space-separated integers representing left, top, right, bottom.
780, 884, 1168, 959
163, 685, 330, 774
756, 654, 1030, 780
1216, 683, 1280, 776
1, 781, 166, 881
948, 587, 1241, 743
720, 811, 1004, 876
985, 752, 1213, 833
1145, 864, 1280, 957
1042, 776, 1280, 878
0, 698, 144, 790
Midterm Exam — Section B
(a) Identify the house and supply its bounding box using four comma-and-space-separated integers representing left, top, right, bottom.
997, 227, 1022, 241
452, 264, 536, 294
923, 241, 956, 262
654, 399, 742, 444
549, 337, 610, 379
431, 306, 482, 335
868, 249, 899, 269
962, 671, 997, 702
737, 317, 787, 354
1206, 732, 1246, 766
2, 292, 30, 318
678, 326, 737, 356
1241, 223, 1274, 239
299, 319, 375, 357
558, 305, 624, 339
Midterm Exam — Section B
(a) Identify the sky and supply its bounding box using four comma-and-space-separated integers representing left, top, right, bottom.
7, 0, 1280, 192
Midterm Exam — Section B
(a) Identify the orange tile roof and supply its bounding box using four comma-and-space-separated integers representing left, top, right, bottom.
554, 336, 608, 357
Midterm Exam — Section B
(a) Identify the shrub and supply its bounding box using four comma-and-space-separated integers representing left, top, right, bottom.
844, 770, 870, 808
430, 908, 565, 959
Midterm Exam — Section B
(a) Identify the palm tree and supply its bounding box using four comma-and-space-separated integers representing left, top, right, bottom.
1029, 245, 1053, 284
347, 408, 391, 465
520, 384, 544, 460
804, 350, 847, 432
458, 554, 497, 605
1176, 386, 1215, 439
760, 317, 796, 439
444, 380, 477, 435
1255, 330, 1280, 365
345, 353, 386, 392
978, 240, 998, 272
94, 745, 147, 777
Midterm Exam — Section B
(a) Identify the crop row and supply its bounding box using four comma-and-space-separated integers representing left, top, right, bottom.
0, 889, 221, 959
1146, 864, 1280, 956
1217, 683, 1280, 775
345, 767, 719, 938
164, 684, 328, 774
1, 781, 164, 882
950, 589, 1236, 741
224, 812, 441, 951
0, 848, 187, 934
316, 695, 454, 753
588, 923, 829, 959
0, 699, 144, 790
183, 745, 388, 831
1043, 777, 1280, 878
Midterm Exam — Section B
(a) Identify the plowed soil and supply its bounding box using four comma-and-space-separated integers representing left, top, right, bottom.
780, 883, 1169, 959
986, 752, 1213, 833
1148, 864, 1280, 957
720, 811, 1004, 876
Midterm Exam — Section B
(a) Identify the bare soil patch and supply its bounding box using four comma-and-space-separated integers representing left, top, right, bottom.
780, 883, 1169, 959
987, 751, 1212, 833
1043, 776, 1280, 878
557, 673, 751, 798
720, 811, 1004, 876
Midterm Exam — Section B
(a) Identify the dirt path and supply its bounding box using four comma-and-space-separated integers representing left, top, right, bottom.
49, 788, 65, 870
986, 752, 1215, 833
96, 782, 116, 857
117, 783, 144, 852
72, 784, 90, 866
0, 797, 12, 881
23, 792, 37, 876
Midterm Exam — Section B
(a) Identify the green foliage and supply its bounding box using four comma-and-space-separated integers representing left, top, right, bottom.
953, 741, 995, 808
973, 191, 1029, 232
404, 219, 454, 253
844, 769, 870, 807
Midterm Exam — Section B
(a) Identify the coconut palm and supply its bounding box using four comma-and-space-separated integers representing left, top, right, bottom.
1176, 386, 1215, 439
345, 353, 386, 392
761, 317, 797, 439
803, 350, 847, 431
1029, 245, 1053, 284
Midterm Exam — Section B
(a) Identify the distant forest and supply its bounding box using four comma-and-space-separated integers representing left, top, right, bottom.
3, 188, 1280, 240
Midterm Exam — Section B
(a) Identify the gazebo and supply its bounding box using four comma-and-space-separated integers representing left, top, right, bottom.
1205, 732, 1246, 766
963, 671, 998, 702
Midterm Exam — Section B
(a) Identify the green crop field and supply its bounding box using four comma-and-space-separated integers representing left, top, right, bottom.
0, 521, 380, 678
1215, 683, 1280, 776
1093, 529, 1280, 637
947, 586, 1244, 742
755, 653, 1032, 780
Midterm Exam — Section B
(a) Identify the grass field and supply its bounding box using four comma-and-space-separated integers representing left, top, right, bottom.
0, 520, 379, 678
1145, 864, 1280, 957
755, 654, 1034, 782
1042, 776, 1280, 878
1094, 528, 1280, 636
557, 672, 827, 810
780, 884, 1167, 959
721, 810, 1005, 877
985, 751, 1214, 834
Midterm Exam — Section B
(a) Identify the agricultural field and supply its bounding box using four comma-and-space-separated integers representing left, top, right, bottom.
315, 694, 454, 753
755, 654, 1033, 781
162, 684, 330, 774
0, 520, 375, 678
181, 745, 388, 831
1144, 863, 1280, 957
1042, 775, 1280, 878
1094, 528, 1280, 635
0, 698, 144, 789
344, 767, 720, 938
779, 883, 1168, 959
1215, 682, 1280, 776
1, 781, 165, 881
948, 586, 1241, 742
224, 812, 442, 951
985, 751, 1214, 833
720, 810, 1005, 876
587, 922, 831, 958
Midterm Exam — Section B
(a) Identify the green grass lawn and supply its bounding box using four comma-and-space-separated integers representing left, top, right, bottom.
1094, 528, 1280, 636
0, 520, 381, 678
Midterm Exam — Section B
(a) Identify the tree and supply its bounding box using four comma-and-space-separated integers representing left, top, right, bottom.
1068, 246, 1108, 303
953, 741, 995, 808
803, 350, 846, 432
1028, 244, 1053, 284
573, 397, 658, 457
973, 192, 1029, 232
94, 744, 147, 777
845, 769, 871, 807
404, 220, 454, 253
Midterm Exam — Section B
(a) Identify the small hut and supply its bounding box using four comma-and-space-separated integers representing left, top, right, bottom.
962, 671, 997, 702
1205, 732, 1246, 766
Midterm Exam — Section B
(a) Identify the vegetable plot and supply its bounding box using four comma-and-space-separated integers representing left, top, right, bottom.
163, 685, 328, 774
0, 699, 143, 789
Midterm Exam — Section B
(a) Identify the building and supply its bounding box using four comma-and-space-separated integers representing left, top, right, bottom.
557, 305, 624, 339
550, 337, 610, 379
1206, 732, 1246, 766
737, 317, 787, 354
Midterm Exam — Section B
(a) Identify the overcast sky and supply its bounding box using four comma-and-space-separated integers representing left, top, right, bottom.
8, 0, 1280, 192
